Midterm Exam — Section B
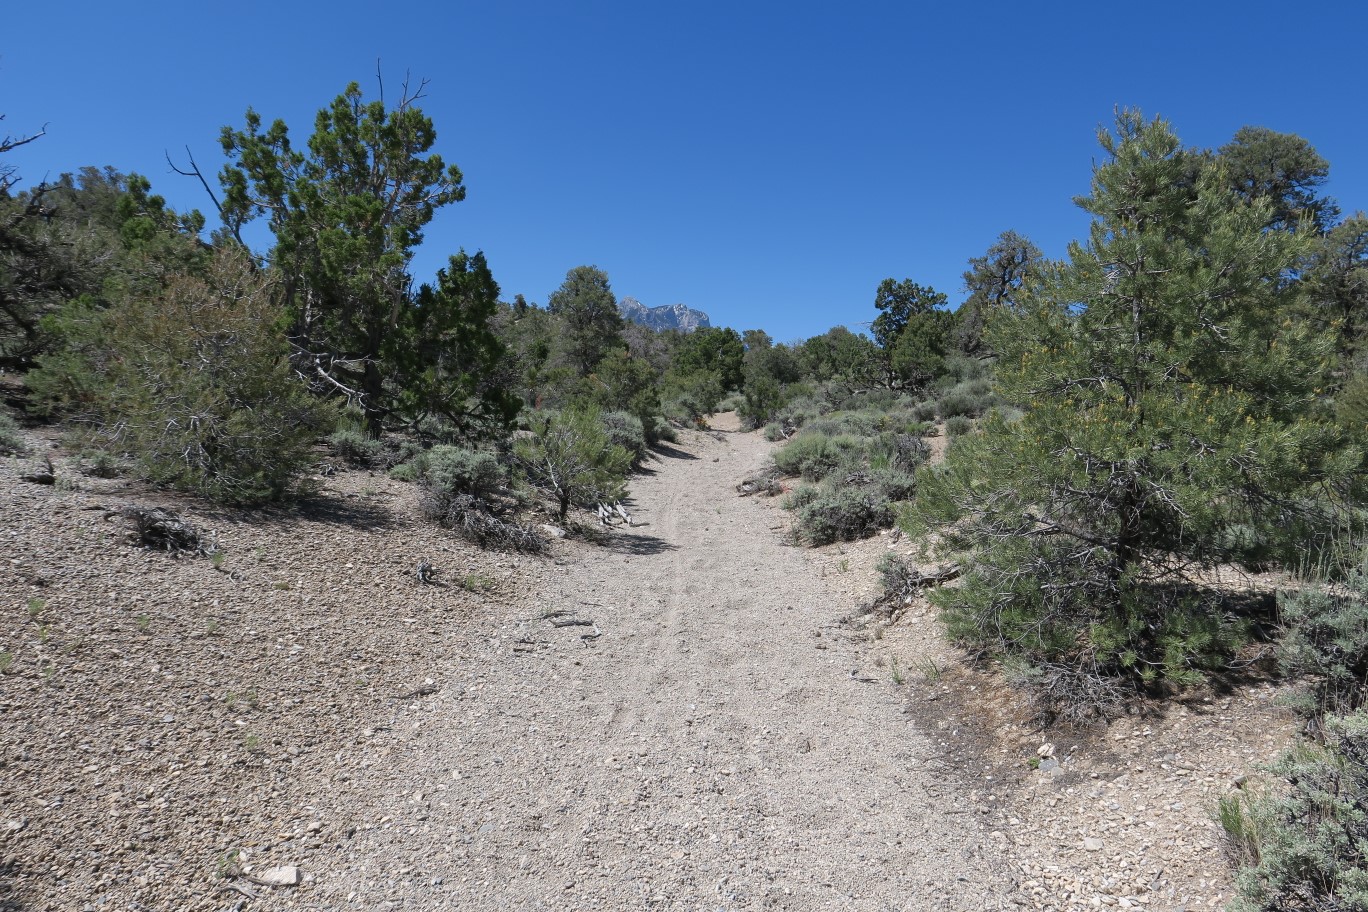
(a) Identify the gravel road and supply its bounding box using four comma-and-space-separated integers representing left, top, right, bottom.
299, 416, 1012, 910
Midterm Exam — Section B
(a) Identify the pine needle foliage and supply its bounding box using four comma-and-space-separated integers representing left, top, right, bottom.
913, 111, 1361, 697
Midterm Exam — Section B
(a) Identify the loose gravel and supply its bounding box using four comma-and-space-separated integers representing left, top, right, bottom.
0, 413, 1292, 911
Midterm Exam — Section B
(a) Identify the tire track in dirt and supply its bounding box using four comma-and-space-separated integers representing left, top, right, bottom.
300, 418, 1013, 911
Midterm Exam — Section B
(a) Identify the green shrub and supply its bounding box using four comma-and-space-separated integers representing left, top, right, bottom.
763, 422, 786, 442
772, 431, 863, 481
774, 398, 819, 431
937, 353, 994, 384
1226, 711, 1368, 912
329, 426, 384, 465
81, 449, 122, 478
388, 462, 419, 482
937, 379, 997, 419
889, 433, 930, 472
0, 412, 27, 456
515, 405, 632, 522
717, 392, 745, 413
871, 467, 918, 503
382, 437, 426, 469
911, 400, 938, 423
423, 446, 506, 501
1279, 568, 1368, 717
945, 415, 974, 438
603, 411, 648, 466
782, 484, 822, 511
31, 248, 335, 505
806, 411, 881, 438
794, 489, 895, 545
653, 420, 679, 444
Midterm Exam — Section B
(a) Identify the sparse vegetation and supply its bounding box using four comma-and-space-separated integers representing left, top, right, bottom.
515, 405, 632, 523
1225, 713, 1368, 912
0, 411, 26, 456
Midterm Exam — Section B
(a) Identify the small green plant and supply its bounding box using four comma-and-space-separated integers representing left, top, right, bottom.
273, 580, 292, 591
890, 657, 904, 685
1028, 756, 1042, 770
82, 449, 122, 478
0, 651, 13, 674
216, 849, 242, 879
136, 614, 151, 633
1218, 792, 1261, 867
26, 598, 45, 620
916, 657, 944, 682
793, 489, 895, 545
205, 619, 220, 637
328, 425, 384, 466
838, 559, 850, 573
243, 733, 261, 751
210, 551, 226, 570
458, 573, 497, 593
1278, 566, 1368, 717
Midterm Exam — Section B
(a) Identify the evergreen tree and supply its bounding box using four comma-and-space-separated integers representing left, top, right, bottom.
219, 79, 465, 436
957, 230, 1042, 357
546, 265, 624, 376
915, 111, 1359, 696
1218, 126, 1339, 234
396, 250, 520, 438
870, 279, 952, 389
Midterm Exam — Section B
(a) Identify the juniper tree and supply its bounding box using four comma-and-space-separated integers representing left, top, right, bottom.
957, 231, 1042, 357
546, 266, 624, 376
871, 279, 953, 390
914, 111, 1360, 695
219, 78, 466, 436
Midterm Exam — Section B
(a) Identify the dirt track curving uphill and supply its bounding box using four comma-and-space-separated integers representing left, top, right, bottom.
0, 414, 1012, 911
300, 414, 1010, 910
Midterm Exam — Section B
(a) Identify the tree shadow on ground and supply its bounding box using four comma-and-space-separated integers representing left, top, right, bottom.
594, 529, 678, 556
650, 442, 698, 461
253, 490, 400, 532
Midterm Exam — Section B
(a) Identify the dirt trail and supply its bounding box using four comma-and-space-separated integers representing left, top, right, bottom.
306, 417, 1011, 910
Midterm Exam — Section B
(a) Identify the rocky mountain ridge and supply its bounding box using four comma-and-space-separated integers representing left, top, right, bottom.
617, 297, 710, 332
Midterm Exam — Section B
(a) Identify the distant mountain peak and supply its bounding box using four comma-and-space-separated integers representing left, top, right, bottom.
618, 297, 710, 333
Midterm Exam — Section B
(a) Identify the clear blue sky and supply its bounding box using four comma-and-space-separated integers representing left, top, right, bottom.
5, 1, 1366, 342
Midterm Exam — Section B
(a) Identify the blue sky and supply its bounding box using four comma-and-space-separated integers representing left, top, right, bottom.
5, 1, 1366, 342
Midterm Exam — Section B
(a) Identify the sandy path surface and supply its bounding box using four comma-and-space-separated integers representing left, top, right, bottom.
303, 418, 1011, 911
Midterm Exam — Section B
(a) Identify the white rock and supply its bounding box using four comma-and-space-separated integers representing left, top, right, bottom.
258, 865, 301, 887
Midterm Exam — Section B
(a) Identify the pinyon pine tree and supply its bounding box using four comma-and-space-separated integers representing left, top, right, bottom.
914, 111, 1360, 703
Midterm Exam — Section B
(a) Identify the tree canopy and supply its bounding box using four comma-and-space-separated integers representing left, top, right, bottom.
915, 110, 1360, 699
219, 79, 468, 436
